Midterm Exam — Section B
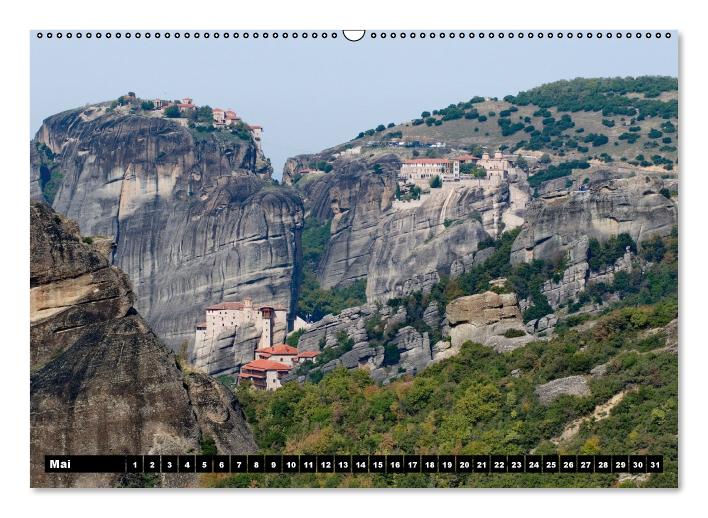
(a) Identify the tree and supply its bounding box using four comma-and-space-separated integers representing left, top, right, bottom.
539, 153, 551, 164
376, 124, 386, 132
163, 105, 181, 118
430, 175, 442, 188
592, 134, 609, 147
421, 111, 431, 118
141, 101, 155, 111
195, 105, 213, 123
515, 154, 529, 171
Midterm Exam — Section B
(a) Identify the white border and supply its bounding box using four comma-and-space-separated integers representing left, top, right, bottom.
2, 1, 706, 517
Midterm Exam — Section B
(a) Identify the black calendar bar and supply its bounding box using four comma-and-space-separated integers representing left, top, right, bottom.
45, 455, 126, 473
44, 454, 664, 474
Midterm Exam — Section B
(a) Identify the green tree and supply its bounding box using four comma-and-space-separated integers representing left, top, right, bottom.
515, 155, 529, 171
429, 175, 443, 188
163, 105, 181, 118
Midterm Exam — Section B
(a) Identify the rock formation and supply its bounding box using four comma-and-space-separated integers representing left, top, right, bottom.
294, 303, 436, 383
511, 176, 677, 308
192, 321, 264, 376
444, 291, 534, 353
366, 186, 503, 302
31, 104, 303, 349
293, 153, 530, 303
297, 154, 400, 290
535, 375, 591, 405
30, 203, 256, 488
511, 176, 676, 266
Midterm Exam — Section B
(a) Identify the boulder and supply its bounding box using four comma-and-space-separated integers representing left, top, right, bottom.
535, 375, 591, 405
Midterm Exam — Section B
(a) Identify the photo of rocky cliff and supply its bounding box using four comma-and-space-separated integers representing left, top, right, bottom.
30, 71, 678, 487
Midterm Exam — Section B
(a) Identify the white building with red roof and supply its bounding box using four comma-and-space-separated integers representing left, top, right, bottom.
240, 346, 319, 390
238, 359, 292, 391
399, 158, 460, 184
193, 298, 290, 374
255, 343, 319, 367
212, 108, 241, 127
212, 107, 226, 125
225, 110, 240, 125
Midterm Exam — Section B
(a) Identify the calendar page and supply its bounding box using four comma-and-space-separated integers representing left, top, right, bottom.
30, 29, 678, 488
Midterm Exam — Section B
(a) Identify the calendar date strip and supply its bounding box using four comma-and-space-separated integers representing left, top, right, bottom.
45, 454, 663, 474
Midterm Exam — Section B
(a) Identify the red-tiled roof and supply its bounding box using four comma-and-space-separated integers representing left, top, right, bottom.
206, 301, 245, 311
212, 107, 224, 112
225, 110, 238, 119
256, 343, 299, 356
296, 351, 319, 358
402, 158, 451, 164
455, 154, 480, 161
241, 359, 292, 372
204, 301, 287, 312
249, 125, 262, 130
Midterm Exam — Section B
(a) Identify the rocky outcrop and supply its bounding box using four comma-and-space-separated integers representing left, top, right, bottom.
298, 155, 399, 290
444, 291, 534, 353
183, 372, 256, 454
31, 105, 303, 349
511, 176, 676, 308
525, 313, 558, 335
511, 176, 676, 267
366, 187, 492, 302
294, 303, 436, 383
535, 375, 591, 405
297, 304, 378, 353
294, 152, 530, 303
192, 322, 263, 376
30, 203, 256, 488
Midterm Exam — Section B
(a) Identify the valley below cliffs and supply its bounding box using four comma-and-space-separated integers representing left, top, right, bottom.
30, 202, 256, 488
31, 105, 303, 349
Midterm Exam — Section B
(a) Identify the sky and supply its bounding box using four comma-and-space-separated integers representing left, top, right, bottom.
30, 31, 678, 178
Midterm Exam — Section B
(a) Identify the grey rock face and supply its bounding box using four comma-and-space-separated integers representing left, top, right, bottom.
366, 186, 492, 302
535, 375, 591, 405
293, 302, 437, 384
299, 155, 400, 290
383, 326, 432, 378
297, 304, 379, 353
445, 291, 534, 353
294, 154, 530, 304
510, 176, 676, 310
193, 323, 263, 376
423, 301, 440, 328
184, 372, 256, 455
30, 203, 256, 488
525, 314, 558, 335
511, 176, 677, 267
31, 106, 303, 350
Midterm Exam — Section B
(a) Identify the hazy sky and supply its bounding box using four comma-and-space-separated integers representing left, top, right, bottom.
31, 31, 678, 178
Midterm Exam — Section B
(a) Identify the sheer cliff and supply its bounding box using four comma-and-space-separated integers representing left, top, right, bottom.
31, 104, 303, 349
291, 153, 528, 302
30, 202, 256, 488
511, 176, 677, 266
